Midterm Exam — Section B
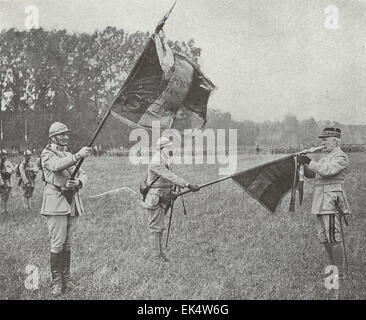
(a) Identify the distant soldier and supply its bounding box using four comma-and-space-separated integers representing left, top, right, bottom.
0, 149, 15, 215
255, 144, 260, 155
298, 127, 350, 299
19, 149, 38, 210
141, 137, 200, 262
40, 122, 91, 296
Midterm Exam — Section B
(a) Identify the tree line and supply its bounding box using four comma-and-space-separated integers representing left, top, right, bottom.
1, 28, 365, 153
0, 27, 201, 152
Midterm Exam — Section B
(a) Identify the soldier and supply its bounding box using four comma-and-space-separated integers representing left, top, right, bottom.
19, 149, 38, 210
298, 127, 350, 298
0, 149, 15, 215
40, 122, 91, 296
141, 137, 200, 262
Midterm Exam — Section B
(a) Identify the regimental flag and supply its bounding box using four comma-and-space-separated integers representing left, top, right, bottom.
110, 31, 215, 130
231, 156, 298, 213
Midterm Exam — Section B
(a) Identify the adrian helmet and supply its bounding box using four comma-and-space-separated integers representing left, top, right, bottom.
48, 122, 70, 138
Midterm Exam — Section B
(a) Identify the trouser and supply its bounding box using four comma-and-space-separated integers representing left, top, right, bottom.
23, 185, 35, 198
316, 214, 345, 278
316, 214, 341, 243
145, 206, 169, 258
145, 205, 166, 233
46, 215, 78, 253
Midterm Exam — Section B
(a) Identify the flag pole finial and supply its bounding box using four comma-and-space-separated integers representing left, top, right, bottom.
155, 0, 178, 34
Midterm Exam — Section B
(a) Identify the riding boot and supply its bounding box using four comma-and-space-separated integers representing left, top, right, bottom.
159, 232, 169, 262
62, 250, 80, 292
149, 232, 162, 261
328, 242, 345, 300
50, 252, 63, 297
332, 242, 345, 280
323, 242, 335, 265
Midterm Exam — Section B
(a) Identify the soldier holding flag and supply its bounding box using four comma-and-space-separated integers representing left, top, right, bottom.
141, 137, 200, 262
298, 127, 350, 298
40, 122, 91, 296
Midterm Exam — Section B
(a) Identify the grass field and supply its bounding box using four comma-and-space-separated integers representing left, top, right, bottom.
1, 152, 366, 300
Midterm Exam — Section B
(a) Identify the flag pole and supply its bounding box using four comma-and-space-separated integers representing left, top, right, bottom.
69, 1, 178, 179
175, 175, 232, 197
174, 154, 295, 197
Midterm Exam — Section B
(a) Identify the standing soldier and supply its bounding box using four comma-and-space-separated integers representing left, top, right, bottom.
40, 122, 91, 296
141, 137, 200, 262
298, 127, 350, 299
19, 149, 38, 210
0, 149, 15, 215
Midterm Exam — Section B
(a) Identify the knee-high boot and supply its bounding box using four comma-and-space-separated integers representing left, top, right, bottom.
50, 252, 63, 297
323, 242, 335, 265
159, 232, 169, 262
62, 250, 79, 291
149, 232, 161, 259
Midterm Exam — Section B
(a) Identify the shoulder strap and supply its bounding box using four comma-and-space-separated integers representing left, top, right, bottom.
148, 175, 160, 188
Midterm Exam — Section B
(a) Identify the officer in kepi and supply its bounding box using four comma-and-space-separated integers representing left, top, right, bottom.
0, 149, 15, 215
19, 149, 38, 211
141, 137, 200, 263
40, 122, 91, 296
298, 127, 350, 298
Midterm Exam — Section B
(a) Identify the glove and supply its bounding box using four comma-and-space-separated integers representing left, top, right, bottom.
65, 179, 80, 190
187, 184, 200, 192
76, 146, 92, 159
298, 155, 311, 165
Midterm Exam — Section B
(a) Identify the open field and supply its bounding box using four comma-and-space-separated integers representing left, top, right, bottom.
1, 153, 366, 300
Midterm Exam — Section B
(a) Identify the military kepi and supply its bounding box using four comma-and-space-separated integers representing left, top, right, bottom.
318, 127, 341, 138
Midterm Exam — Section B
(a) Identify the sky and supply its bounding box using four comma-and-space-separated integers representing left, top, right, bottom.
1, 0, 366, 125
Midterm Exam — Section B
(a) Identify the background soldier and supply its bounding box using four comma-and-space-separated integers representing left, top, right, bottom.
141, 137, 200, 262
298, 127, 350, 299
0, 149, 15, 215
19, 149, 38, 210
40, 122, 91, 296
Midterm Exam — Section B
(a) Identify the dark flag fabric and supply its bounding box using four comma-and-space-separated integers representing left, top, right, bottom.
231, 156, 298, 213
110, 31, 215, 130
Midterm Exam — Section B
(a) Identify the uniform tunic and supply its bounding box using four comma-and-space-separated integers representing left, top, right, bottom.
40, 143, 87, 253
141, 151, 187, 233
19, 160, 38, 198
0, 160, 15, 201
304, 146, 350, 243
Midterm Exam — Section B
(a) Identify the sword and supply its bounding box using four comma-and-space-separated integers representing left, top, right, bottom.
334, 196, 349, 272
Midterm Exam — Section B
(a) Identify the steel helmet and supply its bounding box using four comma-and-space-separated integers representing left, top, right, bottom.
155, 137, 173, 150
48, 122, 70, 138
24, 149, 32, 156
1, 149, 7, 155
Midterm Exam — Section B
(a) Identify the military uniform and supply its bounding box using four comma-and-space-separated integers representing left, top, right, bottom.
19, 152, 38, 209
141, 137, 198, 262
304, 142, 350, 243
41, 122, 91, 296
300, 127, 349, 299
0, 152, 15, 214
41, 143, 87, 250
